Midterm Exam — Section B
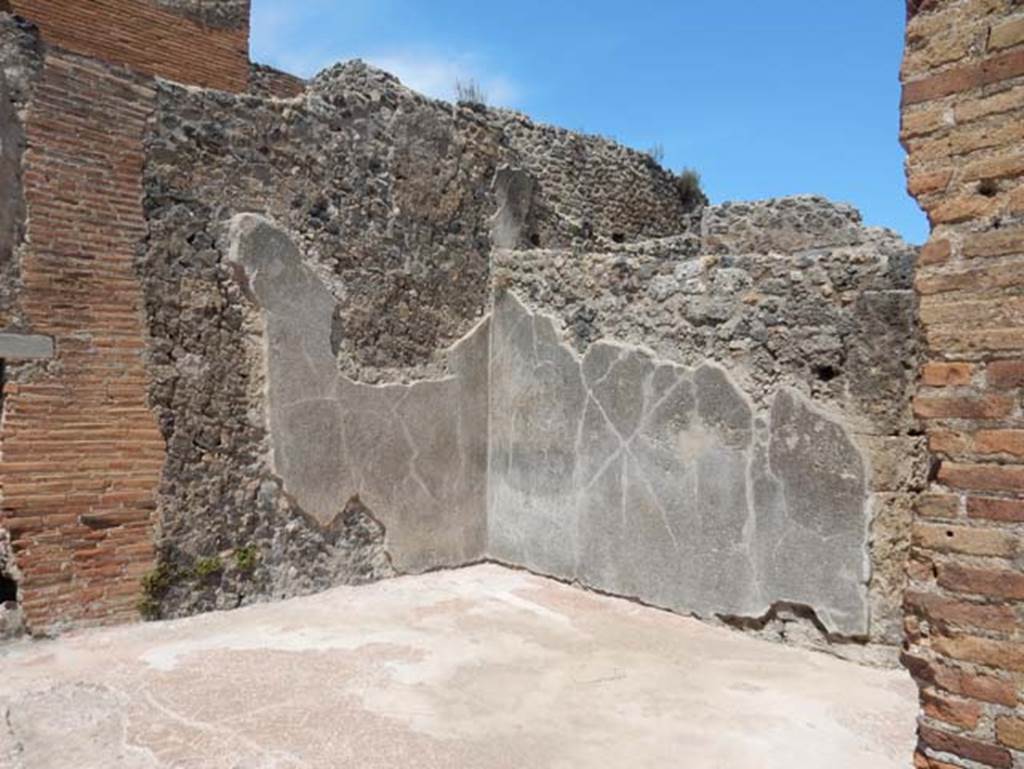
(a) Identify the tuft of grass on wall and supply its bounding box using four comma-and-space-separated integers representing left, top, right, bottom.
675, 167, 708, 211
455, 78, 487, 107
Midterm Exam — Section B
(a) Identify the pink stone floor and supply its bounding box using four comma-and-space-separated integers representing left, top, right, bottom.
0, 564, 916, 768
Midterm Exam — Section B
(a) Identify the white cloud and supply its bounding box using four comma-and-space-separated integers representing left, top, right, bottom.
365, 50, 521, 106
250, 2, 521, 106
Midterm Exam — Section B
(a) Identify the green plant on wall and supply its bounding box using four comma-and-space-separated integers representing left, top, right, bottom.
234, 545, 259, 573
675, 167, 707, 211
137, 562, 175, 621
193, 556, 224, 579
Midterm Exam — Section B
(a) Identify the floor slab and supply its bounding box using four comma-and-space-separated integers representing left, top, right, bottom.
0, 564, 916, 769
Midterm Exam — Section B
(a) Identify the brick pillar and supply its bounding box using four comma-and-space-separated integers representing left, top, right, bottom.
902, 1, 1024, 766
0, 52, 165, 633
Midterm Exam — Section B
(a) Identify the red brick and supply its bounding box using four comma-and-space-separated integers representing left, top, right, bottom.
931, 327, 1024, 354
0, 51, 165, 633
903, 48, 1024, 106
913, 394, 1015, 419
939, 462, 1024, 493
903, 652, 1018, 707
917, 493, 961, 519
928, 428, 971, 455
902, 106, 950, 139
957, 86, 1024, 123
921, 361, 974, 386
963, 153, 1024, 183
963, 227, 1024, 259
914, 753, 962, 769
989, 17, 1024, 51
995, 716, 1024, 750
927, 194, 1001, 224
1011, 183, 1024, 213
967, 495, 1024, 521
909, 169, 954, 196
988, 359, 1024, 388
906, 591, 1017, 632
937, 563, 1024, 600
912, 522, 1018, 557
9, 0, 249, 92
921, 689, 983, 730
934, 634, 1024, 672
919, 725, 1013, 768
975, 429, 1024, 456
917, 260, 1024, 296
919, 239, 952, 266
908, 555, 937, 581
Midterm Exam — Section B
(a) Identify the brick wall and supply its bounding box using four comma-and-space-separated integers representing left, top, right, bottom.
9, 0, 249, 91
902, 1, 1024, 766
249, 62, 305, 99
0, 50, 164, 633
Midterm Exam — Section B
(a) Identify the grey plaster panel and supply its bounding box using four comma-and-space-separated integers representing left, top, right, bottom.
228, 214, 488, 572
0, 333, 53, 359
487, 292, 870, 635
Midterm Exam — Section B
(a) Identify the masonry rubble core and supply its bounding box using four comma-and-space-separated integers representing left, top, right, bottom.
0, 1, 1020, 768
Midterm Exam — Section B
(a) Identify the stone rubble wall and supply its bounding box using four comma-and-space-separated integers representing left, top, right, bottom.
0, 13, 40, 330
902, 0, 1024, 767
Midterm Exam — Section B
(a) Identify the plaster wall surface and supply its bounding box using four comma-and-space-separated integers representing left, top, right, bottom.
228, 214, 489, 572
488, 292, 871, 636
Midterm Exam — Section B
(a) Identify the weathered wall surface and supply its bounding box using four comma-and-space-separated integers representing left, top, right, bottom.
902, 0, 1024, 767
490, 197, 922, 645
138, 67, 502, 615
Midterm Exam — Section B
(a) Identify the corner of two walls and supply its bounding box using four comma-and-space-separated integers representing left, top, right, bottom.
224, 188, 922, 657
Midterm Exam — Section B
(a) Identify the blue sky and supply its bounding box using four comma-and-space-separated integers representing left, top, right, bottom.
251, 1, 927, 244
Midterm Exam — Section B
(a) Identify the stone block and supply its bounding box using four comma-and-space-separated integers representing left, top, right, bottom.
0, 332, 53, 359
989, 16, 1024, 51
